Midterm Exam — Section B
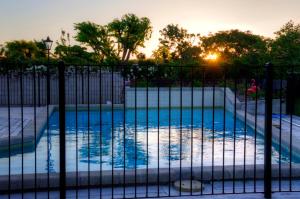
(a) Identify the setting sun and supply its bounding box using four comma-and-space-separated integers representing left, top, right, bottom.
204, 53, 219, 61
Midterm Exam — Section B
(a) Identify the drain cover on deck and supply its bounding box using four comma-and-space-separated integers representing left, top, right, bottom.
173, 180, 204, 192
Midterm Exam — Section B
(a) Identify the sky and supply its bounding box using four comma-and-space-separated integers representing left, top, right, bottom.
1, 0, 300, 57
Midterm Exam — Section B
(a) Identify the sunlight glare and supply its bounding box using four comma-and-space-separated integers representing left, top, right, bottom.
204, 53, 218, 61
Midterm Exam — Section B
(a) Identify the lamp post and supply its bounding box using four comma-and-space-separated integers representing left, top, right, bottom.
43, 36, 53, 105
43, 36, 53, 63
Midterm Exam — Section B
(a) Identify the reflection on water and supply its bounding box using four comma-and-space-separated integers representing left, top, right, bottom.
0, 108, 295, 175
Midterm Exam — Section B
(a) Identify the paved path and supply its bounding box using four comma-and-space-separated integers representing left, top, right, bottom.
2, 180, 300, 199
2, 192, 300, 199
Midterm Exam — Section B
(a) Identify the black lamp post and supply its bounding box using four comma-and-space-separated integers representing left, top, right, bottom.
43, 36, 53, 63
43, 36, 53, 105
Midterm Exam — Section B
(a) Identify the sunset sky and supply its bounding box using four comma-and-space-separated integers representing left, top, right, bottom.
1, 0, 300, 56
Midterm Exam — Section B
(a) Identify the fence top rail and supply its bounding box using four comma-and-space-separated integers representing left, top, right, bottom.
1, 59, 300, 69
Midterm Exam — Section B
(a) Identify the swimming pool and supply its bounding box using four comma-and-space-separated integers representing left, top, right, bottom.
0, 107, 296, 175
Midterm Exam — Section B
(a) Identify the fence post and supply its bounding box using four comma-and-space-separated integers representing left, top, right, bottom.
47, 62, 50, 105
58, 61, 66, 199
264, 62, 273, 198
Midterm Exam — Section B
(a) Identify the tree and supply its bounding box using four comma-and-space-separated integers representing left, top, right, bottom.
74, 22, 116, 62
0, 44, 4, 59
271, 20, 300, 66
153, 24, 201, 64
136, 52, 146, 61
201, 30, 268, 67
152, 45, 171, 63
55, 30, 96, 64
2, 40, 47, 62
108, 14, 152, 63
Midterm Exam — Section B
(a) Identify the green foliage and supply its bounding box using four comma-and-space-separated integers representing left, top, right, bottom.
270, 20, 300, 67
1, 17, 300, 78
136, 53, 146, 61
108, 14, 152, 63
74, 21, 117, 62
55, 44, 96, 64
153, 24, 201, 64
0, 44, 5, 58
2, 40, 47, 62
55, 30, 96, 64
73, 14, 152, 64
201, 30, 269, 67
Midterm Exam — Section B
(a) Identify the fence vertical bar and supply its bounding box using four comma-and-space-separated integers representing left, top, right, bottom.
212, 76, 215, 195
200, 68, 205, 196
6, 62, 11, 199
278, 66, 283, 192
122, 64, 126, 198
134, 66, 137, 198
99, 66, 103, 199
87, 65, 91, 199
58, 61, 66, 199
233, 79, 237, 193
46, 60, 50, 199
179, 65, 183, 196
190, 65, 194, 196
47, 62, 50, 106
168, 65, 171, 197
243, 78, 248, 193
222, 71, 226, 194
264, 62, 273, 198
146, 65, 150, 197
33, 64, 37, 199
38, 72, 41, 106
288, 65, 294, 192
254, 70, 258, 193
20, 63, 24, 199
157, 66, 160, 197
75, 66, 79, 199
111, 65, 114, 198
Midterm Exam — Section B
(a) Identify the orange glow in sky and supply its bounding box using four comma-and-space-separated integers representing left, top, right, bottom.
0, 0, 300, 57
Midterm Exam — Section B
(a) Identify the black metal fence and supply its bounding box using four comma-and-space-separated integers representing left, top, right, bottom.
0, 61, 300, 198
0, 64, 124, 106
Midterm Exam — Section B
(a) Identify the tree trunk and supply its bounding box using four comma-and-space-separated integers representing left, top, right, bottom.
121, 48, 127, 62
125, 49, 131, 62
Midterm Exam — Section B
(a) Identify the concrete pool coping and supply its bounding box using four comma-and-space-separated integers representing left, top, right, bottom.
1, 164, 300, 192
0, 106, 55, 154
235, 109, 300, 158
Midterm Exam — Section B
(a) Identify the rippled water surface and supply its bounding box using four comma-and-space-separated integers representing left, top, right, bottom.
0, 108, 296, 175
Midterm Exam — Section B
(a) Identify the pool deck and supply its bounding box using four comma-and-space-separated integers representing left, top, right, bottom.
1, 179, 300, 198
1, 163, 300, 192
0, 106, 54, 153
235, 109, 300, 156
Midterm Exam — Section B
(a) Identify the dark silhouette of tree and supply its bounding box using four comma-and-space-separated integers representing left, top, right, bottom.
74, 22, 117, 63
271, 20, 300, 66
136, 52, 146, 61
0, 44, 5, 59
153, 24, 201, 64
200, 29, 268, 67
2, 40, 47, 62
55, 30, 96, 64
108, 14, 152, 63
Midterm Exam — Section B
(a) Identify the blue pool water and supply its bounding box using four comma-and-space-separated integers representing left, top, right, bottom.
0, 108, 296, 175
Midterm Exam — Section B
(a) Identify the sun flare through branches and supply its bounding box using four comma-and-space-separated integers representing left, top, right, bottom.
204, 53, 219, 61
